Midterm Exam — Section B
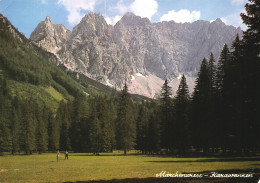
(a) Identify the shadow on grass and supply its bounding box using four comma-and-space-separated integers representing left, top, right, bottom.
146, 157, 260, 163
65, 169, 260, 183
70, 153, 142, 157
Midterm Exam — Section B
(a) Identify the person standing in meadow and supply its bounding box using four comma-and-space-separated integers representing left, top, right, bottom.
65, 150, 69, 160
57, 150, 60, 161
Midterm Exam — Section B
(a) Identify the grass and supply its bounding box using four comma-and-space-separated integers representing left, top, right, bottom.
0, 151, 259, 183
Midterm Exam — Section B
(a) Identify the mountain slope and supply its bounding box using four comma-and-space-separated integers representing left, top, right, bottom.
1, 13, 137, 111
30, 12, 242, 98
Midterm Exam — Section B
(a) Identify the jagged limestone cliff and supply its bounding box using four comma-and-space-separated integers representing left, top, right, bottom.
30, 12, 242, 98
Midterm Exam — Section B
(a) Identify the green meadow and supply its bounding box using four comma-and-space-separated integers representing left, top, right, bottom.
0, 152, 259, 183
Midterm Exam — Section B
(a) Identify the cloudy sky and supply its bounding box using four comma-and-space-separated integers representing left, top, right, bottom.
0, 0, 247, 38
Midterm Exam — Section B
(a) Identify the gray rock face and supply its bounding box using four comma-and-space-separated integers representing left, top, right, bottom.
30, 16, 71, 53
30, 13, 242, 98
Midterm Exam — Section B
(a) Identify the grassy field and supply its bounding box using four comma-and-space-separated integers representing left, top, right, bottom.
0, 151, 259, 183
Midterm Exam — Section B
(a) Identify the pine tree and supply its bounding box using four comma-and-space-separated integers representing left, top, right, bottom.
0, 97, 12, 154
136, 105, 149, 154
47, 111, 59, 151
191, 58, 217, 153
215, 44, 232, 153
215, 44, 231, 95
239, 0, 260, 152
70, 93, 89, 152
20, 101, 36, 154
173, 75, 190, 154
116, 83, 136, 155
159, 79, 173, 151
36, 105, 48, 153
0, 84, 12, 154
240, 0, 260, 52
208, 53, 216, 94
147, 105, 160, 154
11, 96, 21, 154
11, 109, 20, 154
96, 96, 116, 152
88, 108, 101, 154
58, 101, 71, 151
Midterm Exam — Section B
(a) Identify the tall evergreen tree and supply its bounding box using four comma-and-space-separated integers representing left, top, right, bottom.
147, 104, 160, 154
173, 75, 190, 154
20, 101, 36, 154
36, 105, 48, 153
58, 101, 71, 151
116, 83, 136, 155
239, 0, 260, 152
215, 44, 232, 153
11, 108, 20, 154
208, 53, 216, 93
96, 96, 116, 152
136, 105, 149, 154
0, 80, 12, 154
70, 93, 89, 152
11, 96, 22, 154
88, 108, 101, 154
0, 97, 12, 154
159, 79, 173, 151
191, 58, 215, 153
47, 111, 59, 151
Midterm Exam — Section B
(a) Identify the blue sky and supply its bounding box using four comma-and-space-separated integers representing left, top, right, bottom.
0, 0, 247, 38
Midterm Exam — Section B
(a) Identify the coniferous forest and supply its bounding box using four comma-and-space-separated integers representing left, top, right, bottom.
0, 0, 259, 156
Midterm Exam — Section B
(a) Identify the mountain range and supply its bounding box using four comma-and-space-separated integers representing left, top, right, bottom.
30, 12, 242, 98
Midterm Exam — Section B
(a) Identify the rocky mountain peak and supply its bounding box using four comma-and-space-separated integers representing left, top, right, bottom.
45, 16, 52, 23
119, 12, 150, 26
71, 12, 109, 37
211, 18, 226, 27
30, 16, 71, 53
31, 12, 242, 98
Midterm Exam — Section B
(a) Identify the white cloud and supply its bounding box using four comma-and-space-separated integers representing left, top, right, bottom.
105, 15, 122, 25
112, 0, 128, 15
130, 0, 158, 20
57, 0, 96, 25
160, 9, 200, 23
221, 10, 247, 30
231, 0, 247, 5
108, 0, 158, 21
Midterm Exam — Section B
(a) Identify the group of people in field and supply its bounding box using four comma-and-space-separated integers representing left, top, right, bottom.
56, 150, 69, 161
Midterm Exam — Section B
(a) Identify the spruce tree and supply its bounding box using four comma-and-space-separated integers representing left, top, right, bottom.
88, 108, 101, 154
48, 111, 59, 151
0, 85, 12, 154
215, 44, 232, 153
36, 105, 48, 153
173, 75, 190, 154
58, 101, 71, 151
147, 107, 160, 154
70, 93, 89, 152
191, 58, 217, 153
11, 96, 21, 154
116, 83, 136, 155
159, 79, 173, 151
239, 0, 260, 152
11, 109, 20, 154
95, 96, 115, 152
136, 105, 149, 154
20, 101, 36, 154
